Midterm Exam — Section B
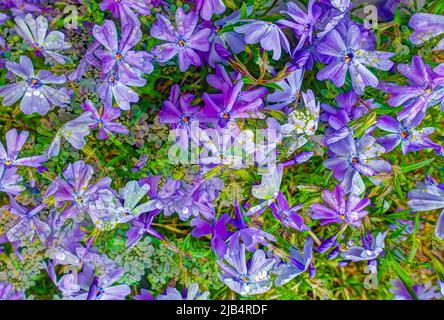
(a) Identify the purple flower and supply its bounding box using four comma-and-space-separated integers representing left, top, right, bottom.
409, 13, 444, 51
269, 192, 308, 231
98, 71, 144, 110
44, 112, 95, 159
229, 199, 276, 252
321, 90, 378, 131
317, 0, 352, 38
324, 134, 392, 194
77, 269, 130, 300
190, 213, 230, 258
207, 9, 251, 67
316, 24, 394, 95
266, 69, 304, 110
4, 195, 50, 245
45, 160, 112, 221
0, 55, 70, 115
246, 164, 283, 215
0, 129, 44, 168
384, 56, 444, 125
157, 283, 210, 300
163, 177, 222, 221
310, 184, 370, 227
0, 282, 25, 300
14, 14, 71, 64
133, 289, 155, 300
68, 40, 101, 81
158, 84, 205, 149
218, 239, 275, 296
234, 20, 290, 60
99, 0, 152, 26
150, 8, 211, 72
82, 100, 129, 140
45, 216, 84, 266
201, 80, 264, 128
342, 230, 388, 262
0, 165, 23, 195
88, 180, 157, 231
0, 13, 8, 25
206, 64, 268, 103
376, 115, 442, 154
0, 0, 43, 16
408, 177, 444, 239
277, 0, 322, 51
390, 279, 441, 300
125, 211, 163, 249
132, 154, 148, 173
273, 237, 314, 286
196, 0, 226, 21
93, 20, 153, 81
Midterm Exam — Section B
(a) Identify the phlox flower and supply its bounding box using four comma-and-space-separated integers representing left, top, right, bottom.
234, 20, 290, 60
0, 129, 44, 168
0, 55, 70, 115
408, 177, 444, 239
93, 20, 153, 81
324, 134, 392, 195
14, 14, 71, 64
218, 239, 275, 296
316, 24, 394, 95
150, 8, 211, 72
82, 100, 129, 140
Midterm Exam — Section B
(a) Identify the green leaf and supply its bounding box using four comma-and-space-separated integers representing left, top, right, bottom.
400, 159, 435, 173
261, 82, 284, 91
241, 2, 248, 19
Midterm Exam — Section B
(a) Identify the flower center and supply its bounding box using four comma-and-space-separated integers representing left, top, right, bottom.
223, 112, 230, 120
28, 78, 42, 89
400, 130, 409, 138
108, 75, 117, 84
96, 287, 105, 300
344, 53, 353, 63
178, 39, 186, 47
115, 53, 123, 61
351, 157, 359, 164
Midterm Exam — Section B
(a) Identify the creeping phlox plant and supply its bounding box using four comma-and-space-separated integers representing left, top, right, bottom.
0, 0, 443, 301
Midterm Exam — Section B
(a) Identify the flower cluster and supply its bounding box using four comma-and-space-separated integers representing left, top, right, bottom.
0, 0, 443, 301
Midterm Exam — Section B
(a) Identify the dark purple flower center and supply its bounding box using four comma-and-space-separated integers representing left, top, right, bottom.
177, 37, 187, 47
95, 286, 105, 300
180, 113, 193, 125
400, 130, 409, 139
2, 158, 14, 166
115, 52, 123, 61
351, 157, 359, 165
344, 52, 354, 63
108, 75, 118, 85
27, 77, 42, 89
34, 44, 44, 57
